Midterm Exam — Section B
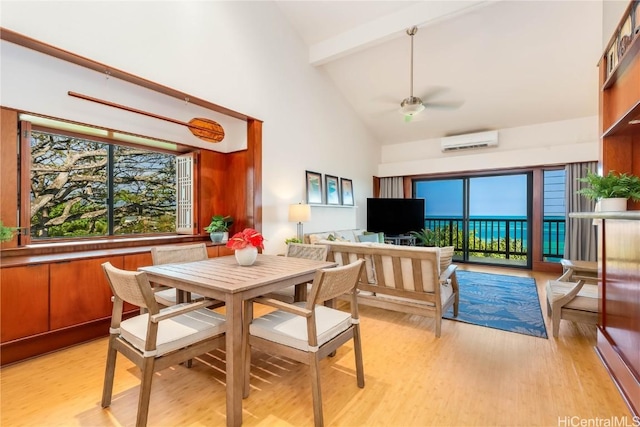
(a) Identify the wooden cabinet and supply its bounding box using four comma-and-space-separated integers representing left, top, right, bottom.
123, 252, 153, 270
0, 264, 49, 342
49, 256, 123, 329
600, 0, 640, 210
597, 1, 640, 417
596, 216, 640, 417
218, 245, 235, 257
0, 241, 227, 364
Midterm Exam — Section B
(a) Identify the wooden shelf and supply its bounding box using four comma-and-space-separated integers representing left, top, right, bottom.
603, 32, 640, 90
603, 100, 640, 137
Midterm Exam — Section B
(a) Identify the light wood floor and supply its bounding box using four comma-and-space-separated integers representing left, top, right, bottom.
1, 265, 632, 426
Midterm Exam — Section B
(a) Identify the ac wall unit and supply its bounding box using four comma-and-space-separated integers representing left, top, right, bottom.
440, 130, 498, 152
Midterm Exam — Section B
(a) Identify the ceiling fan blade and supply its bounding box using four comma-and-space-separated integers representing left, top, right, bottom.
424, 100, 465, 110
418, 87, 450, 102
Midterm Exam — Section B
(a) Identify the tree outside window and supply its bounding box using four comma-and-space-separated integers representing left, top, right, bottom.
30, 131, 176, 239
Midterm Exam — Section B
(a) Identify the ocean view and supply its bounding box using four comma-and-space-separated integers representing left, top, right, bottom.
424, 215, 565, 255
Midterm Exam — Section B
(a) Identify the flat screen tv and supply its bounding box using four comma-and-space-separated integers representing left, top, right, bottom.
366, 198, 425, 236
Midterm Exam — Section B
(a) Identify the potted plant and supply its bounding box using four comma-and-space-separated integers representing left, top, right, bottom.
226, 228, 265, 266
204, 215, 233, 243
577, 170, 640, 211
409, 228, 437, 247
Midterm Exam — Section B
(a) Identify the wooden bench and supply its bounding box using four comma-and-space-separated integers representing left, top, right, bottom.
324, 241, 458, 337
546, 259, 599, 337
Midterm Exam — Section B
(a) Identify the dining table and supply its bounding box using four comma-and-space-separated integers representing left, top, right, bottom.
138, 253, 337, 427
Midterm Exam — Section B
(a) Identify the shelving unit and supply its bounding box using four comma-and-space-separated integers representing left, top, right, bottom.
595, 0, 640, 417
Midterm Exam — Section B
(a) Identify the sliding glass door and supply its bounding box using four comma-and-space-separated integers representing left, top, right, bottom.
414, 173, 531, 268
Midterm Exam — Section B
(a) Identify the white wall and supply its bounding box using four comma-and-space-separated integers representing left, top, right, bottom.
378, 116, 599, 177
0, 1, 379, 255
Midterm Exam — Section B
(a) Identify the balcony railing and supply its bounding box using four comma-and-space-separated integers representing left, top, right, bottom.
423, 217, 565, 261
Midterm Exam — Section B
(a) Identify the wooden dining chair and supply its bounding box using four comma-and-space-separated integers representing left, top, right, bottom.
243, 259, 365, 427
101, 262, 226, 427
265, 243, 329, 303
150, 243, 210, 306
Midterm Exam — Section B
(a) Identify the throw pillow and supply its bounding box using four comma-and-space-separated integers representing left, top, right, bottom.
357, 234, 379, 243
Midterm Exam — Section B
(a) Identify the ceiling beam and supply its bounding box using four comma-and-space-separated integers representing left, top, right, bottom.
309, 0, 498, 66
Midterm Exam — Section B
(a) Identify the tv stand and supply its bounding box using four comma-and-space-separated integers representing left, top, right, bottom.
384, 235, 416, 246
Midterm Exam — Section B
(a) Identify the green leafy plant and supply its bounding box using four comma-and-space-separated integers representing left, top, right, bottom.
409, 228, 437, 247
577, 171, 640, 202
204, 215, 234, 233
285, 237, 302, 245
0, 220, 18, 243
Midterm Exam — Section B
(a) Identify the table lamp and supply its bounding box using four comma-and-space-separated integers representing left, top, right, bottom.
288, 203, 311, 241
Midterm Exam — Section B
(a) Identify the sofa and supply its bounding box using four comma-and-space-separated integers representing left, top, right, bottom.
305, 231, 458, 337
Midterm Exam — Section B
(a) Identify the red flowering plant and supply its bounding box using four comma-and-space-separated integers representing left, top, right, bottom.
226, 228, 265, 250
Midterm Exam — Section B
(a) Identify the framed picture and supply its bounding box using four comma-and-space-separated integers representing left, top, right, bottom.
341, 178, 354, 206
607, 41, 617, 75
305, 170, 323, 204
325, 174, 340, 205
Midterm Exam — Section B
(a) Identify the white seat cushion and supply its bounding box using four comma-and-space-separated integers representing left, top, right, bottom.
250, 302, 352, 351
154, 288, 205, 305
546, 281, 598, 312
120, 304, 226, 357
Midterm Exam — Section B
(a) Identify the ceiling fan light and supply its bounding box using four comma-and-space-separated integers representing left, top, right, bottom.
401, 98, 425, 115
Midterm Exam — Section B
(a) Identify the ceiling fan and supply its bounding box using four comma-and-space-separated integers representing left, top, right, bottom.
399, 26, 461, 122
400, 26, 424, 122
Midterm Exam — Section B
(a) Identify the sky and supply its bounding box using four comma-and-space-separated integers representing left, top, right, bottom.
415, 174, 530, 217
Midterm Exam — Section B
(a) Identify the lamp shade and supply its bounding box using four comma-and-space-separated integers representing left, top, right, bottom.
288, 204, 311, 223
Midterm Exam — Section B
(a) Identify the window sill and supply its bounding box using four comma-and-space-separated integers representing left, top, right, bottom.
1, 234, 217, 264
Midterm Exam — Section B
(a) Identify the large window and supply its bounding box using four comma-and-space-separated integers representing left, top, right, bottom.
30, 130, 177, 239
415, 173, 531, 268
542, 169, 566, 261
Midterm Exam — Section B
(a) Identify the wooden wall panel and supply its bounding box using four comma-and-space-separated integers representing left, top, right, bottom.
0, 108, 19, 249
0, 264, 49, 342
602, 135, 634, 176
602, 57, 640, 132
199, 149, 229, 235
598, 218, 640, 416
372, 177, 380, 198
49, 256, 123, 329
123, 252, 152, 270
218, 246, 234, 257
225, 151, 249, 230
248, 119, 262, 233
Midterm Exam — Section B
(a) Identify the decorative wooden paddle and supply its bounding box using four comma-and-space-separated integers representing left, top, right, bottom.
68, 91, 225, 143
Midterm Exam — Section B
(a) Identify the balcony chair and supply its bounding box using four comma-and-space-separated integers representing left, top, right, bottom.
546, 259, 599, 337
243, 259, 365, 427
264, 243, 329, 303
101, 262, 226, 427
150, 243, 210, 306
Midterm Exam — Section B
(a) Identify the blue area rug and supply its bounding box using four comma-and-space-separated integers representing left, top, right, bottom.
444, 270, 548, 338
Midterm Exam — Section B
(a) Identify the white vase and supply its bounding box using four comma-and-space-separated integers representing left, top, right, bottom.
600, 197, 627, 212
235, 246, 258, 266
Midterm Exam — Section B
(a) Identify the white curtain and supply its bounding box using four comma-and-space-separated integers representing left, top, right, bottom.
379, 177, 404, 198
564, 162, 597, 261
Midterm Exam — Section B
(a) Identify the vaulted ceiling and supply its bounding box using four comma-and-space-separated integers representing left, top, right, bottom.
275, 1, 604, 145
